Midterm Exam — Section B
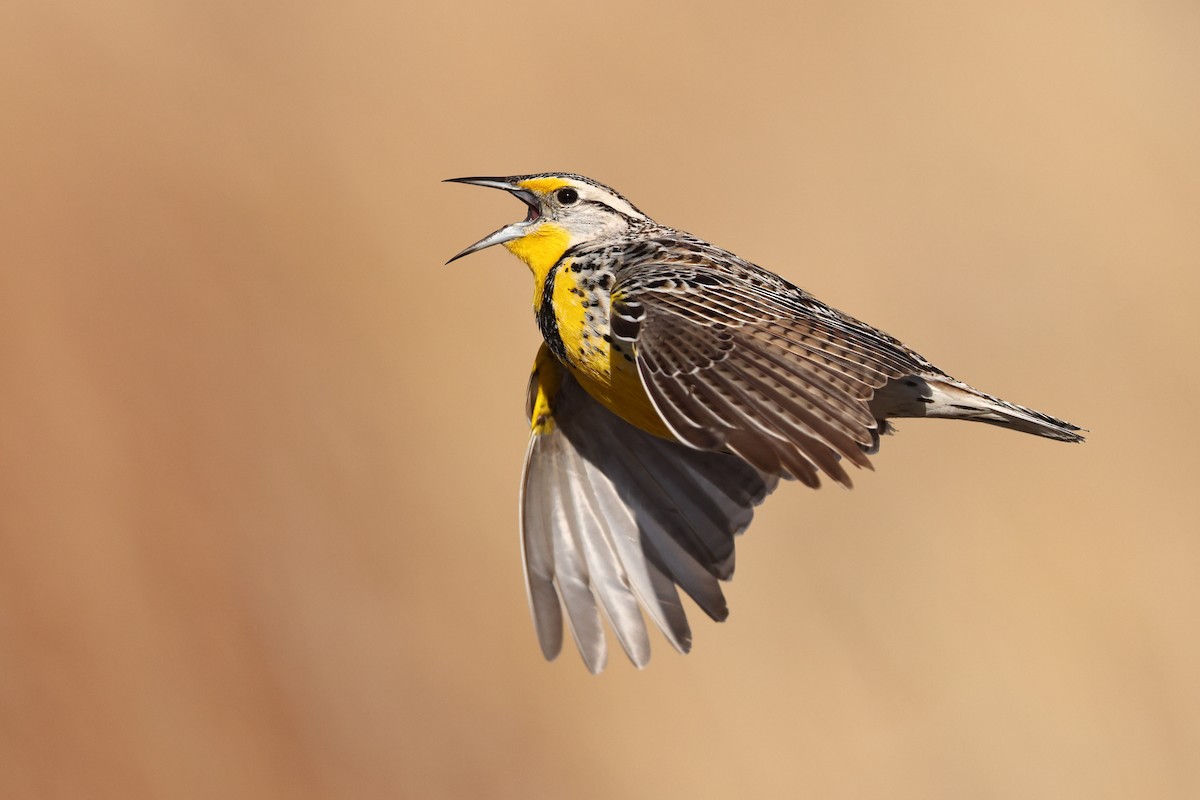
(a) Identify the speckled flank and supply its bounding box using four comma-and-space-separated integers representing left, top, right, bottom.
526, 345, 563, 435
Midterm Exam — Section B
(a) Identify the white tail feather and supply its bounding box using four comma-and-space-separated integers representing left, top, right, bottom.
871, 376, 1085, 443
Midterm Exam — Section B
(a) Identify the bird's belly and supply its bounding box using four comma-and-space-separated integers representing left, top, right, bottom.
549, 263, 673, 440
570, 343, 672, 439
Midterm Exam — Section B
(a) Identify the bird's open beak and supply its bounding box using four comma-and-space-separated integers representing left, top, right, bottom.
444, 177, 542, 264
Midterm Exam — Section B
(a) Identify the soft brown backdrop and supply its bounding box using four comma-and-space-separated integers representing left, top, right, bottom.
2, 1, 1198, 798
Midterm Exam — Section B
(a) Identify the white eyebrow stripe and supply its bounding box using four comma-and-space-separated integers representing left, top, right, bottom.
573, 183, 647, 220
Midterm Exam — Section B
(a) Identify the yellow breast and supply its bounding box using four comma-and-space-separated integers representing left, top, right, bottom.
550, 262, 672, 439
502, 208, 672, 441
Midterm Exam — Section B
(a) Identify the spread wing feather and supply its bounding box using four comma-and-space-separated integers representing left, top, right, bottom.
520, 355, 777, 671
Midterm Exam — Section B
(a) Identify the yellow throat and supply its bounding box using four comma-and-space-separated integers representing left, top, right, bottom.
504, 222, 571, 286
502, 177, 574, 288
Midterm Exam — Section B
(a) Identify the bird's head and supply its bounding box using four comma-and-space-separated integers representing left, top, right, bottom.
445, 173, 649, 273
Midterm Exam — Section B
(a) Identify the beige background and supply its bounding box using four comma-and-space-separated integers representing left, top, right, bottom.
2, 1, 1198, 798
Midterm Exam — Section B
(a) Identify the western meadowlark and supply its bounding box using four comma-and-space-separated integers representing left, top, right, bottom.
447, 172, 1084, 673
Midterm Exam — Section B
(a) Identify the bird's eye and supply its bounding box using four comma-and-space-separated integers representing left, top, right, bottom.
556, 188, 579, 205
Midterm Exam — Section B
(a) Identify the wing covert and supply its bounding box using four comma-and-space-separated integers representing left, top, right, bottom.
611, 262, 924, 487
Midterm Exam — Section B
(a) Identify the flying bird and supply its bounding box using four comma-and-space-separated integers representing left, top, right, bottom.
447, 173, 1083, 673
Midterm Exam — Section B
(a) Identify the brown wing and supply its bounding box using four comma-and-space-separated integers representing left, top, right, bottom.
611, 262, 928, 487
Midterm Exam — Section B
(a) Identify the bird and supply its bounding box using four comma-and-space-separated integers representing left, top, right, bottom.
446, 172, 1084, 674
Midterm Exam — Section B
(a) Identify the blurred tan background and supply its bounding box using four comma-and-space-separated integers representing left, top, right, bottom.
1, 1, 1198, 797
